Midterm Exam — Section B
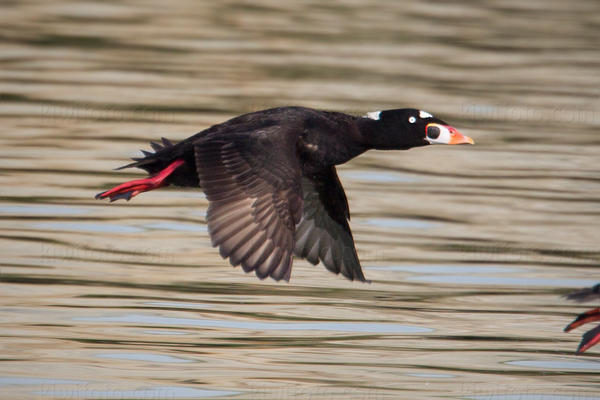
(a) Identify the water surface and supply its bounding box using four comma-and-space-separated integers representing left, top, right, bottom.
1, 0, 599, 399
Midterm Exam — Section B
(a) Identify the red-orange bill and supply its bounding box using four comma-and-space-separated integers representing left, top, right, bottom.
446, 126, 475, 145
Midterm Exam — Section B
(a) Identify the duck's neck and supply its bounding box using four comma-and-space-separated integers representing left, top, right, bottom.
356, 117, 397, 150
356, 117, 421, 151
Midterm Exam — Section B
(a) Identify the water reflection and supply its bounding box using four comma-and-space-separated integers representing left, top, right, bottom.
407, 373, 455, 379
506, 359, 600, 371
1, 0, 599, 398
363, 218, 436, 229
0, 204, 87, 215
367, 264, 516, 274
144, 301, 214, 309
0, 377, 87, 386
142, 221, 207, 232
77, 314, 432, 334
142, 329, 191, 336
467, 395, 600, 400
95, 353, 192, 363
406, 275, 597, 288
340, 170, 420, 183
35, 386, 238, 399
33, 221, 144, 233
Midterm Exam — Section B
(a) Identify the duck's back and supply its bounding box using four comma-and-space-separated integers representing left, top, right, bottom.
180, 106, 363, 172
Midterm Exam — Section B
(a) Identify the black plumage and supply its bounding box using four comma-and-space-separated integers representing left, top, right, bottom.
96, 106, 473, 281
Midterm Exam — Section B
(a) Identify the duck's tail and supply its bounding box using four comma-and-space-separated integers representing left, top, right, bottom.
115, 137, 176, 173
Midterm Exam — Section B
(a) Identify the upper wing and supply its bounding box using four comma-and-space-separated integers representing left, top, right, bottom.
194, 130, 302, 281
294, 167, 368, 282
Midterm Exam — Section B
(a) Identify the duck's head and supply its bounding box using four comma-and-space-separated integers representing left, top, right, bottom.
362, 108, 474, 150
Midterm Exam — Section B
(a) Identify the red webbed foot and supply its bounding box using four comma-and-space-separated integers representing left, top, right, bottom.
564, 307, 600, 333
96, 159, 185, 202
564, 307, 600, 354
577, 325, 600, 354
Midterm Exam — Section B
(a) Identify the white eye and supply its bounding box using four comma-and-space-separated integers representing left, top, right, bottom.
408, 116, 416, 123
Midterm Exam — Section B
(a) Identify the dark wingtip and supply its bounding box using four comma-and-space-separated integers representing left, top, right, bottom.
355, 269, 370, 283
350, 269, 370, 283
255, 272, 268, 281
271, 269, 291, 282
354, 275, 371, 284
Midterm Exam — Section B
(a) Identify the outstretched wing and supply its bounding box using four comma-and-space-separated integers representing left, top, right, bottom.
294, 167, 367, 282
194, 129, 302, 281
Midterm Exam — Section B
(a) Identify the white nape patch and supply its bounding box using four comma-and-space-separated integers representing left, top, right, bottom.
419, 110, 433, 119
365, 111, 381, 120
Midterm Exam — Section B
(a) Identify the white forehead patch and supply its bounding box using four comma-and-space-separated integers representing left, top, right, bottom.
365, 111, 381, 120
419, 110, 433, 119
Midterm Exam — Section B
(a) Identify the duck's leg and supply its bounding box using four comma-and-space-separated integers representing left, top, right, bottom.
95, 159, 185, 202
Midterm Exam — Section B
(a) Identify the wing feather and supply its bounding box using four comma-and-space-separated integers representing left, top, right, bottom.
294, 167, 368, 282
194, 130, 302, 281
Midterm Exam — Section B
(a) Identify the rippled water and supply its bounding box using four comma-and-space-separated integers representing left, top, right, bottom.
1, 1, 599, 399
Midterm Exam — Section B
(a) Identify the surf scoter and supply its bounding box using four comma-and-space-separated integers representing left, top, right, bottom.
96, 106, 474, 282
564, 283, 600, 353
